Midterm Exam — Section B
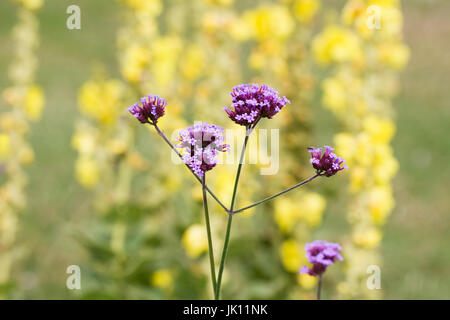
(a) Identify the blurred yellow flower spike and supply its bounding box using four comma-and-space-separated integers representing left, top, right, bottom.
151, 269, 173, 290
203, 0, 234, 6
1, 0, 45, 292
274, 198, 299, 234
75, 157, 100, 189
312, 25, 363, 65
317, 0, 407, 299
118, 0, 162, 15
18, 145, 34, 165
120, 44, 149, 83
181, 45, 206, 81
363, 116, 395, 145
0, 134, 12, 160
182, 224, 208, 259
352, 226, 382, 248
12, 0, 43, 10
368, 186, 395, 225
71, 129, 97, 155
298, 192, 326, 228
149, 35, 182, 87
242, 5, 295, 41
24, 85, 45, 121
78, 79, 123, 125
280, 239, 306, 273
294, 0, 321, 23
377, 42, 410, 70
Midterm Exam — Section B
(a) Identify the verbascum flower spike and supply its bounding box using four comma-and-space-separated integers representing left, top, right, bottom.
223, 84, 290, 127
176, 123, 229, 177
309, 146, 348, 177
127, 94, 167, 124
299, 240, 343, 277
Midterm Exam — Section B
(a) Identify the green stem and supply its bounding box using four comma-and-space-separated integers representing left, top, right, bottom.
317, 274, 323, 300
202, 175, 217, 295
215, 131, 251, 300
233, 174, 321, 214
153, 124, 229, 212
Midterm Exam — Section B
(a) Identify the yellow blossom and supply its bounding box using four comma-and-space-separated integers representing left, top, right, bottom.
24, 85, 45, 121
280, 239, 306, 272
298, 192, 326, 227
182, 224, 208, 258
353, 227, 382, 248
322, 77, 348, 113
78, 79, 123, 125
377, 42, 410, 70
13, 0, 44, 10
181, 45, 206, 81
119, 0, 162, 15
363, 116, 395, 145
149, 35, 182, 86
368, 186, 394, 225
312, 26, 362, 65
18, 146, 34, 165
274, 197, 299, 233
0, 134, 11, 160
203, 0, 234, 6
72, 131, 97, 155
242, 5, 294, 41
121, 44, 149, 83
75, 157, 100, 189
349, 166, 367, 192
297, 272, 318, 289
294, 0, 320, 23
151, 269, 173, 289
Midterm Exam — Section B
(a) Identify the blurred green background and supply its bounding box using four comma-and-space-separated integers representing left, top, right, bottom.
0, 0, 449, 299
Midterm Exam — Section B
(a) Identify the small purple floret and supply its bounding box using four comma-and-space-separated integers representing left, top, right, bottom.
127, 94, 167, 124
176, 123, 229, 177
223, 84, 290, 127
299, 240, 343, 277
308, 146, 348, 177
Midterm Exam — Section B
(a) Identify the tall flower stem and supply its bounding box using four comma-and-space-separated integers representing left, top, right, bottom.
153, 124, 229, 212
317, 274, 323, 300
202, 175, 217, 295
215, 131, 251, 300
233, 173, 321, 214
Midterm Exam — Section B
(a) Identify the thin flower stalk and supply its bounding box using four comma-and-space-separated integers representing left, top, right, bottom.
202, 175, 217, 294
215, 132, 251, 300
233, 173, 321, 215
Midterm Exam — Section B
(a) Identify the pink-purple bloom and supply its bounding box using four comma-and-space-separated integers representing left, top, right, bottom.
176, 123, 229, 177
299, 240, 343, 277
223, 84, 290, 127
308, 146, 348, 177
127, 95, 167, 124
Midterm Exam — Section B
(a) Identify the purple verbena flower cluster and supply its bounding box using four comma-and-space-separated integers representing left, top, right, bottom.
308, 146, 348, 177
223, 84, 290, 127
299, 240, 343, 277
176, 123, 229, 177
127, 95, 167, 124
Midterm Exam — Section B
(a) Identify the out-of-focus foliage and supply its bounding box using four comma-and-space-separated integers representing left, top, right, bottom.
0, 0, 45, 298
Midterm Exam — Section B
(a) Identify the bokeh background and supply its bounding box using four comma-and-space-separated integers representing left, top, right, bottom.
0, 0, 448, 299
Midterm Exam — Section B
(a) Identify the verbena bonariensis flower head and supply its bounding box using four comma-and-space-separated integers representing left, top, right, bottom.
308, 146, 348, 177
299, 240, 343, 277
223, 83, 290, 127
127, 94, 167, 124
176, 123, 229, 177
